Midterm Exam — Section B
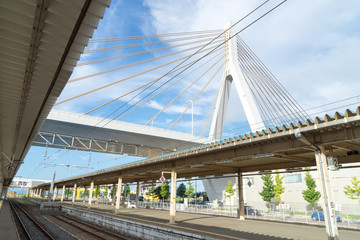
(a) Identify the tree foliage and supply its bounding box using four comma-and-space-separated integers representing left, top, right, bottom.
224, 181, 236, 204
154, 186, 161, 198
125, 184, 130, 197
302, 171, 321, 209
185, 180, 194, 198
344, 177, 360, 208
160, 182, 170, 199
274, 172, 285, 203
177, 183, 186, 198
259, 174, 275, 203
104, 185, 109, 197
110, 185, 115, 197
145, 187, 155, 196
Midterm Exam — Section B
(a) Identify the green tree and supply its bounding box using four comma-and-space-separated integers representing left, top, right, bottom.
154, 186, 162, 198
160, 183, 170, 200
224, 180, 236, 205
302, 171, 321, 210
185, 180, 195, 198
177, 183, 186, 198
145, 187, 155, 196
344, 177, 360, 208
274, 172, 285, 203
259, 174, 275, 209
110, 185, 115, 197
65, 189, 73, 197
104, 185, 109, 198
125, 184, 130, 197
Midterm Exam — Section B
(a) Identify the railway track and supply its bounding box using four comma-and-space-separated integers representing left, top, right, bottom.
9, 199, 55, 240
52, 214, 128, 240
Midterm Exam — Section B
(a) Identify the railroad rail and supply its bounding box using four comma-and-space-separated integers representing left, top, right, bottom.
52, 214, 127, 240
9, 199, 55, 240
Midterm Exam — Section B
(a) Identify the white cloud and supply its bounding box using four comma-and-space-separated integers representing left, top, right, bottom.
143, 0, 360, 120
56, 0, 360, 136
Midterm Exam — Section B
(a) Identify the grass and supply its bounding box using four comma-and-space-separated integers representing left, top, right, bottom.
340, 214, 360, 220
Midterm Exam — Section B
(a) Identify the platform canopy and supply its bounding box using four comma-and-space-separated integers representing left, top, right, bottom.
36, 107, 360, 188
0, 0, 111, 187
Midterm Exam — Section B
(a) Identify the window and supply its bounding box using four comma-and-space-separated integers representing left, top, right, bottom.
284, 174, 302, 183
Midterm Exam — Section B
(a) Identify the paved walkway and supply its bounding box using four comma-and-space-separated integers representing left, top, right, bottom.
0, 200, 19, 239
63, 201, 360, 240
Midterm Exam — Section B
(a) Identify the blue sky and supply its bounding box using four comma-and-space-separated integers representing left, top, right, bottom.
16, 0, 360, 184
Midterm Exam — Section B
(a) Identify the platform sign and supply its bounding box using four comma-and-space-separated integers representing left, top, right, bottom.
159, 175, 166, 183
5, 163, 16, 173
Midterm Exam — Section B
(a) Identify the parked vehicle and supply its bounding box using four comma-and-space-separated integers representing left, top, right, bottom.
311, 211, 342, 222
244, 206, 262, 216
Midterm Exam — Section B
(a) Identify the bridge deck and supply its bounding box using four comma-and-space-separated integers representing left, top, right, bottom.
64, 201, 359, 240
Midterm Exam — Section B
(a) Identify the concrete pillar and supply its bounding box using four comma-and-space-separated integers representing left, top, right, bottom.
53, 186, 57, 201
136, 180, 139, 208
116, 177, 122, 210
0, 181, 3, 197
170, 168, 177, 224
315, 148, 339, 240
2, 188, 8, 199
88, 180, 94, 205
61, 185, 65, 202
237, 172, 245, 220
83, 186, 87, 203
72, 184, 77, 204
111, 184, 116, 206
39, 189, 43, 199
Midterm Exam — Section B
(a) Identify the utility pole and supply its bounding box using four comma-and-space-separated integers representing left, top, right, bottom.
48, 171, 56, 202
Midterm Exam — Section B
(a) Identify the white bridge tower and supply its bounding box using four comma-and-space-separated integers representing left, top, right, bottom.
209, 22, 265, 140
204, 22, 266, 205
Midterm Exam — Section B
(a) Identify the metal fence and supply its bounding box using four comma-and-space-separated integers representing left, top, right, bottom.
137, 201, 360, 230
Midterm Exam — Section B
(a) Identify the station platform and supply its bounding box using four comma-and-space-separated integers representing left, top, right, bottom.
0, 200, 19, 239
62, 201, 360, 240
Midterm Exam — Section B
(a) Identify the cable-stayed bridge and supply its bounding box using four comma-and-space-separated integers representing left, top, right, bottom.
50, 23, 308, 149
1, 1, 359, 239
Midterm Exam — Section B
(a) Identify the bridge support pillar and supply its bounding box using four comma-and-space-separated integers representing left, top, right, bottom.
89, 180, 94, 206
53, 186, 57, 201
111, 184, 116, 206
136, 181, 139, 208
116, 177, 122, 210
169, 168, 177, 224
72, 184, 77, 204
237, 172, 245, 220
315, 147, 339, 240
61, 185, 65, 202
39, 188, 43, 199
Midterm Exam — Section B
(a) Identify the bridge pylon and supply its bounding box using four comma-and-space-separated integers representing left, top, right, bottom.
209, 22, 265, 140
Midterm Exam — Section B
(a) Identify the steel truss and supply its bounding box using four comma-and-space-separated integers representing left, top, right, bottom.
33, 131, 167, 157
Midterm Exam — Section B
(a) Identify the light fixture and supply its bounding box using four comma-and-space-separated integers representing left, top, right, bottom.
216, 159, 233, 164
252, 153, 274, 159
286, 167, 302, 172
190, 163, 204, 168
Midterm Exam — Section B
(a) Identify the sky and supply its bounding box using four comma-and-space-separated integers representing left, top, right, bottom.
15, 0, 360, 185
